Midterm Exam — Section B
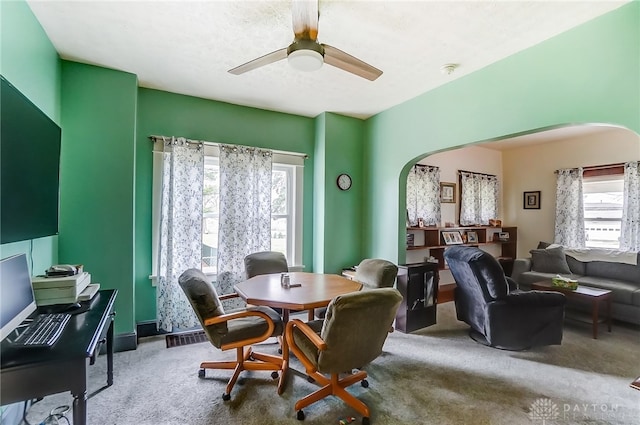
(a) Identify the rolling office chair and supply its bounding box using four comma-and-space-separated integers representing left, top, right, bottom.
286, 288, 402, 425
315, 258, 398, 319
178, 268, 284, 401
444, 246, 566, 350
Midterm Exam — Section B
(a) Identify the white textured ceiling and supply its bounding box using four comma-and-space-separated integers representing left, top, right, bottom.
27, 0, 628, 119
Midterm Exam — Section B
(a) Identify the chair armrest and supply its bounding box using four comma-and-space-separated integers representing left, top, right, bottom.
503, 290, 566, 308
285, 319, 327, 351
506, 276, 519, 292
285, 319, 326, 375
207, 309, 278, 350
204, 309, 275, 328
218, 292, 240, 301
511, 258, 532, 283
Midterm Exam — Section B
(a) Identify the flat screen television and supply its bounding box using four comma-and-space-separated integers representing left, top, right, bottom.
0, 253, 37, 341
1, 75, 62, 244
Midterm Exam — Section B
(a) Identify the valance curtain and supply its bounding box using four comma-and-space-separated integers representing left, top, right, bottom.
620, 161, 640, 251
217, 144, 273, 310
459, 172, 498, 226
406, 165, 440, 226
554, 167, 585, 248
157, 137, 204, 332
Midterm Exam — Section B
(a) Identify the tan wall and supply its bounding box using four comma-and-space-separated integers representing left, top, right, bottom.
502, 126, 640, 258
418, 145, 503, 227
411, 146, 503, 280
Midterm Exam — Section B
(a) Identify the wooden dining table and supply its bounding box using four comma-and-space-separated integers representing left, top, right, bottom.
234, 272, 362, 394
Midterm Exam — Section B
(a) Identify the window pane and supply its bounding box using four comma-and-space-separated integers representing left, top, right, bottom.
271, 169, 288, 215
203, 163, 219, 215
271, 217, 287, 257
202, 216, 218, 273
202, 161, 219, 273
583, 178, 623, 249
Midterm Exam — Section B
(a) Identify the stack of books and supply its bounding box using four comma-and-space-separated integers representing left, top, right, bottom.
31, 272, 100, 306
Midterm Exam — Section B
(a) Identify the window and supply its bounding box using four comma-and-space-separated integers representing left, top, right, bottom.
200, 160, 300, 274
459, 172, 498, 226
151, 145, 304, 281
583, 176, 623, 249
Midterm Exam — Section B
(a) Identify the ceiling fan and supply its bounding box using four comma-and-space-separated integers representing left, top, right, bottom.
228, 0, 382, 81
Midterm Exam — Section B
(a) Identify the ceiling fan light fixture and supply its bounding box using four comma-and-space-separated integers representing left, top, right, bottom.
288, 49, 324, 72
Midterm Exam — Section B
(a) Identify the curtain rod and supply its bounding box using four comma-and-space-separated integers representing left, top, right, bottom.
458, 169, 496, 177
554, 162, 624, 173
149, 135, 309, 159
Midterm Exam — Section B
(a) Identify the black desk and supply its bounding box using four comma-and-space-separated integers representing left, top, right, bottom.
1, 289, 117, 425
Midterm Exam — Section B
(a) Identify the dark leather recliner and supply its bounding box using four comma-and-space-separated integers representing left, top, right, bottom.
444, 246, 566, 350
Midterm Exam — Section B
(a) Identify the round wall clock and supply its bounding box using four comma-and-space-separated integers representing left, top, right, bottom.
337, 173, 352, 191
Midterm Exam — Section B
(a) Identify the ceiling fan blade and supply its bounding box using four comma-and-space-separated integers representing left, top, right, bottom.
292, 0, 318, 41
322, 44, 382, 81
228, 48, 288, 75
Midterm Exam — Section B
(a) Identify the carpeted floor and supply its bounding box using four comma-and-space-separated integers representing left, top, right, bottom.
25, 303, 640, 425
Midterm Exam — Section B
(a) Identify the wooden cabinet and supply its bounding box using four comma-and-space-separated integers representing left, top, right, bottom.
395, 262, 439, 333
406, 226, 517, 273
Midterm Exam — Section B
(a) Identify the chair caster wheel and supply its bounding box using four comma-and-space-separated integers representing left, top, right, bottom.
361, 379, 369, 388
198, 369, 205, 378
271, 371, 279, 379
296, 410, 305, 421
222, 393, 231, 401
362, 417, 370, 425
307, 375, 315, 383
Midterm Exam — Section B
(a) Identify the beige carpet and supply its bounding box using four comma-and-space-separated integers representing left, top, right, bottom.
25, 303, 640, 424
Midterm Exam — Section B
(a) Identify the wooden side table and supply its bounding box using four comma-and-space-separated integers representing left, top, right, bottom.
531, 280, 612, 339
395, 262, 439, 333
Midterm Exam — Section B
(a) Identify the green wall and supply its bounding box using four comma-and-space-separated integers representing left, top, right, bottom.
59, 61, 138, 336
0, 0, 61, 274
134, 88, 318, 322
364, 2, 640, 263
313, 113, 327, 272
313, 113, 365, 273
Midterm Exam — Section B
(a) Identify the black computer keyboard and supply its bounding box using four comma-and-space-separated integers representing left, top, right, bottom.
12, 313, 71, 348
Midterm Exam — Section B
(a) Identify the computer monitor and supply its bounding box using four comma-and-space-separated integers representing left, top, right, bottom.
1, 253, 37, 341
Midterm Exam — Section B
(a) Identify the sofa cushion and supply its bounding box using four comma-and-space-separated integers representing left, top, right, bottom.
529, 246, 572, 274
576, 276, 639, 305
584, 258, 640, 283
566, 256, 586, 275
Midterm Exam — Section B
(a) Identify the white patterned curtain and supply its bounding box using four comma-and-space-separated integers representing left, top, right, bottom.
406, 165, 441, 226
459, 172, 498, 226
554, 168, 585, 248
620, 161, 640, 251
157, 138, 204, 332
217, 144, 273, 309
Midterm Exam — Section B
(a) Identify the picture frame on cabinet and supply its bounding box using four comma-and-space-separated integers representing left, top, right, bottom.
466, 231, 478, 243
442, 230, 463, 245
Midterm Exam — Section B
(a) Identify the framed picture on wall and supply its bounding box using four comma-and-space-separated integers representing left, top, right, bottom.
440, 182, 456, 203
523, 191, 541, 209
